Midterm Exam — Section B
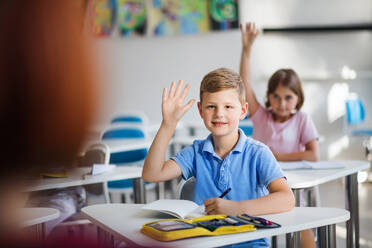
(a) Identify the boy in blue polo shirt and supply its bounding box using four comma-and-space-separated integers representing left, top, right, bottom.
143, 67, 294, 247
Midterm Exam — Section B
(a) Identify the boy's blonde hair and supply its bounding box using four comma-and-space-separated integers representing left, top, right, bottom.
200, 67, 246, 105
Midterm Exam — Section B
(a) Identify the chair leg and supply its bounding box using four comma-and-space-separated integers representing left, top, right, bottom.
170, 178, 179, 199
124, 192, 131, 203
156, 182, 165, 199
271, 236, 277, 248
103, 182, 110, 203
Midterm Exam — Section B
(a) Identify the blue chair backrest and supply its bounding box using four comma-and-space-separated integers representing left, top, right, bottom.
239, 125, 253, 136
111, 116, 143, 124
102, 128, 145, 139
102, 126, 147, 164
346, 98, 365, 126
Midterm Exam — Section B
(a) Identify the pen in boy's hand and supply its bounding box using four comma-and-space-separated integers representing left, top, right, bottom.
219, 188, 231, 198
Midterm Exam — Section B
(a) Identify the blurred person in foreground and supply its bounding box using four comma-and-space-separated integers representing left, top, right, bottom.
0, 0, 100, 246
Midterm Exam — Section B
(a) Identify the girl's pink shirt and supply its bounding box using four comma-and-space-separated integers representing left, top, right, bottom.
250, 105, 318, 154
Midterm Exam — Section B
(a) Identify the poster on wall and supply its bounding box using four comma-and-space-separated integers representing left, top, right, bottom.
88, 0, 239, 37
178, 0, 209, 35
209, 0, 239, 31
146, 0, 179, 36
89, 0, 116, 36
117, 0, 147, 37
146, 0, 209, 36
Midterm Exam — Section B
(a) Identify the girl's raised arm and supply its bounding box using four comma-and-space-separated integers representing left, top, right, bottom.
240, 22, 260, 117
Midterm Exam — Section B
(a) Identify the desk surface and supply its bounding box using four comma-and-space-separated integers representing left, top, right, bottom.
103, 139, 153, 153
21, 208, 60, 227
284, 160, 370, 189
25, 166, 143, 192
82, 204, 349, 248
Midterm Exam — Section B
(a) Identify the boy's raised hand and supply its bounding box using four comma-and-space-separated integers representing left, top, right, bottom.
162, 80, 195, 127
240, 22, 259, 51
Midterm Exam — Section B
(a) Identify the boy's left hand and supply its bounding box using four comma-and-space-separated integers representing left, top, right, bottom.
204, 198, 240, 216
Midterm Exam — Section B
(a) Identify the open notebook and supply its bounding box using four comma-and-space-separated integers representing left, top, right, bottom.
279, 161, 344, 170
142, 199, 205, 219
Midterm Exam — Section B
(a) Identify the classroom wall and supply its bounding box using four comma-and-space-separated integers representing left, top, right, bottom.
93, 0, 372, 160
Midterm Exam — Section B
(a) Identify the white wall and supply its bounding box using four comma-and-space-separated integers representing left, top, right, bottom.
94, 30, 243, 127
93, 0, 372, 159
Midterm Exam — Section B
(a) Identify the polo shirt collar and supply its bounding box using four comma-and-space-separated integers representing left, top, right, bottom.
202, 128, 247, 154
233, 128, 247, 153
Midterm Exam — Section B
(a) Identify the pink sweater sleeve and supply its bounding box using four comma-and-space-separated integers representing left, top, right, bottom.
300, 114, 319, 145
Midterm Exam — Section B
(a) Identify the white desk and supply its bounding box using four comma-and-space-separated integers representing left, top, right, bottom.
102, 139, 152, 153
283, 160, 370, 248
21, 207, 60, 240
25, 166, 145, 203
82, 204, 349, 248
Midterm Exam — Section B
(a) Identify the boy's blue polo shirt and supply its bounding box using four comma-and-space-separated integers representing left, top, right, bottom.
171, 129, 284, 247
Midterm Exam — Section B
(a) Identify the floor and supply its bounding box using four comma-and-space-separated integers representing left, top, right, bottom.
50, 176, 372, 248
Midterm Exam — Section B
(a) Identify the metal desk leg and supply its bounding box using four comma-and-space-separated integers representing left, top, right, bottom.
318, 226, 327, 248
353, 174, 360, 248
293, 188, 302, 206
286, 233, 293, 248
285, 189, 302, 248
294, 189, 301, 248
293, 232, 301, 248
328, 224, 336, 248
97, 226, 114, 248
317, 224, 336, 248
345, 173, 359, 248
35, 223, 46, 241
286, 232, 301, 248
271, 236, 277, 248
133, 178, 146, 203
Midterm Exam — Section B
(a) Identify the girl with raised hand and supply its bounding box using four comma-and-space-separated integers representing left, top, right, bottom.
240, 22, 320, 248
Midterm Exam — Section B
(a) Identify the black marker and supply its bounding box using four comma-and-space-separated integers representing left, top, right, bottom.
219, 188, 231, 198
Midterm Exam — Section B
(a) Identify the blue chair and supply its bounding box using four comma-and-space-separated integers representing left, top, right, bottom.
345, 95, 372, 137
177, 177, 195, 201
344, 95, 372, 183
101, 124, 151, 203
81, 143, 111, 203
239, 119, 254, 136
110, 111, 149, 126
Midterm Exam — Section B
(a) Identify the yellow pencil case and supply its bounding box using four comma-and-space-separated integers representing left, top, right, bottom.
141, 215, 256, 242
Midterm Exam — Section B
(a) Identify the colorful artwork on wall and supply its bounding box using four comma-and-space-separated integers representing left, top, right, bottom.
209, 0, 239, 30
179, 0, 209, 35
117, 0, 147, 37
147, 0, 180, 36
88, 0, 238, 37
146, 0, 209, 36
89, 0, 116, 36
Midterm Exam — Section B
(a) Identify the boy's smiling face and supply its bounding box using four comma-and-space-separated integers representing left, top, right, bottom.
198, 89, 247, 137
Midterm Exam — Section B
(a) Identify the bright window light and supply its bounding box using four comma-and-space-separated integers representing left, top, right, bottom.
328, 135, 349, 159
357, 171, 368, 183
327, 83, 349, 123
